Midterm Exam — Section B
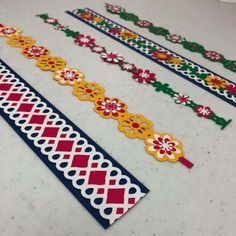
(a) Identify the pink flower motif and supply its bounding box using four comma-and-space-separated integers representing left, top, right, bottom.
109, 28, 122, 35
74, 34, 95, 47
45, 18, 58, 24
225, 84, 236, 96
166, 34, 185, 43
120, 62, 136, 72
0, 27, 21, 37
100, 51, 124, 64
106, 4, 125, 13
203, 51, 223, 62
90, 45, 106, 54
135, 20, 152, 28
132, 69, 156, 84
54, 25, 68, 31
194, 105, 214, 118
173, 94, 191, 105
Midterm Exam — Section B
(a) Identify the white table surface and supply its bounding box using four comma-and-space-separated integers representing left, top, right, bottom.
0, 0, 236, 235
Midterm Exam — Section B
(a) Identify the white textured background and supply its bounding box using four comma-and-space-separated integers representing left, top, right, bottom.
0, 0, 236, 235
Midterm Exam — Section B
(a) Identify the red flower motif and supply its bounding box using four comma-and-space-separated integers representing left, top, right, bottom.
120, 62, 136, 72
109, 28, 122, 35
225, 84, 236, 96
151, 50, 171, 61
95, 97, 126, 119
90, 45, 106, 54
54, 25, 68, 31
0, 24, 4, 28
80, 12, 95, 20
74, 34, 95, 47
45, 18, 58, 24
132, 69, 156, 84
204, 51, 223, 62
194, 105, 214, 118
134, 20, 152, 28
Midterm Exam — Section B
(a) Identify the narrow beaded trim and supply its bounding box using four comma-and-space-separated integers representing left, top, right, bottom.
66, 8, 236, 108
105, 3, 236, 73
36, 14, 231, 130
0, 58, 149, 229
0, 24, 193, 168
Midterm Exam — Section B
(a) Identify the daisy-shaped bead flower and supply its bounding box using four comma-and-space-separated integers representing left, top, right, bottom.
0, 26, 21, 37
119, 62, 136, 72
74, 34, 95, 47
145, 133, 184, 162
7, 35, 35, 48
79, 12, 96, 20
194, 105, 214, 118
90, 45, 106, 54
73, 81, 105, 102
54, 68, 85, 86
119, 30, 138, 40
134, 20, 152, 28
94, 96, 127, 119
203, 51, 223, 62
132, 69, 156, 84
22, 45, 49, 59
173, 94, 191, 105
166, 34, 185, 43
36, 56, 66, 72
204, 75, 227, 89
106, 3, 125, 14
45, 18, 58, 24
54, 25, 68, 31
109, 28, 122, 35
118, 113, 153, 139
100, 51, 124, 64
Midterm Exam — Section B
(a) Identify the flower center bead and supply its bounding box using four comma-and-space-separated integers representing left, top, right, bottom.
85, 88, 93, 93
131, 122, 139, 128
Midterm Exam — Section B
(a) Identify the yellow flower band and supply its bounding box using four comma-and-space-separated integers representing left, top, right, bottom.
0, 24, 193, 168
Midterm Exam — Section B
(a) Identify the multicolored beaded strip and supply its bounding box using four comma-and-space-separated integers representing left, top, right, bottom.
0, 58, 149, 229
36, 14, 231, 130
66, 8, 236, 108
105, 3, 236, 73
0, 24, 193, 168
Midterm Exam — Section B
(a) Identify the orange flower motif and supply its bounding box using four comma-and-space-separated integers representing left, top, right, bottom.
118, 113, 153, 139
93, 17, 104, 23
169, 57, 183, 65
94, 96, 127, 119
7, 35, 35, 48
145, 133, 184, 162
22, 45, 49, 59
54, 68, 85, 86
151, 50, 171, 61
119, 30, 138, 40
36, 55, 66, 71
205, 75, 227, 89
73, 81, 105, 102
0, 26, 21, 37
80, 12, 95, 20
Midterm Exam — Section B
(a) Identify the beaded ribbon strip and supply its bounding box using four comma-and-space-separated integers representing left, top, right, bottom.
105, 3, 236, 73
66, 8, 236, 108
36, 14, 231, 130
0, 58, 149, 229
0, 24, 193, 168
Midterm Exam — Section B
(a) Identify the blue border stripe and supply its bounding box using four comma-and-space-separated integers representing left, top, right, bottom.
0, 58, 149, 229
66, 9, 236, 108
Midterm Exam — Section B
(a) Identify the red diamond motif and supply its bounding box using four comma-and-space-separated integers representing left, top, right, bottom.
128, 198, 135, 204
29, 115, 46, 124
17, 103, 34, 112
0, 83, 12, 91
48, 140, 55, 144
71, 154, 90, 168
106, 188, 125, 204
56, 140, 74, 152
116, 208, 124, 214
109, 179, 116, 185
42, 127, 59, 137
6, 93, 23, 101
79, 170, 86, 176
63, 154, 70, 159
88, 171, 107, 185
97, 188, 104, 194
91, 163, 98, 168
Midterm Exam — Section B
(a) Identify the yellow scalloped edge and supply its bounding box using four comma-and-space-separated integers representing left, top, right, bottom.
1, 24, 185, 164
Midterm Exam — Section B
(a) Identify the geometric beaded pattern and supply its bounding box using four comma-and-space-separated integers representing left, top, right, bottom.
69, 8, 236, 107
0, 59, 149, 229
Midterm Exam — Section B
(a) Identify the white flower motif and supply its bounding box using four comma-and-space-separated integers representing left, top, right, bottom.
173, 93, 191, 105
100, 51, 124, 63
